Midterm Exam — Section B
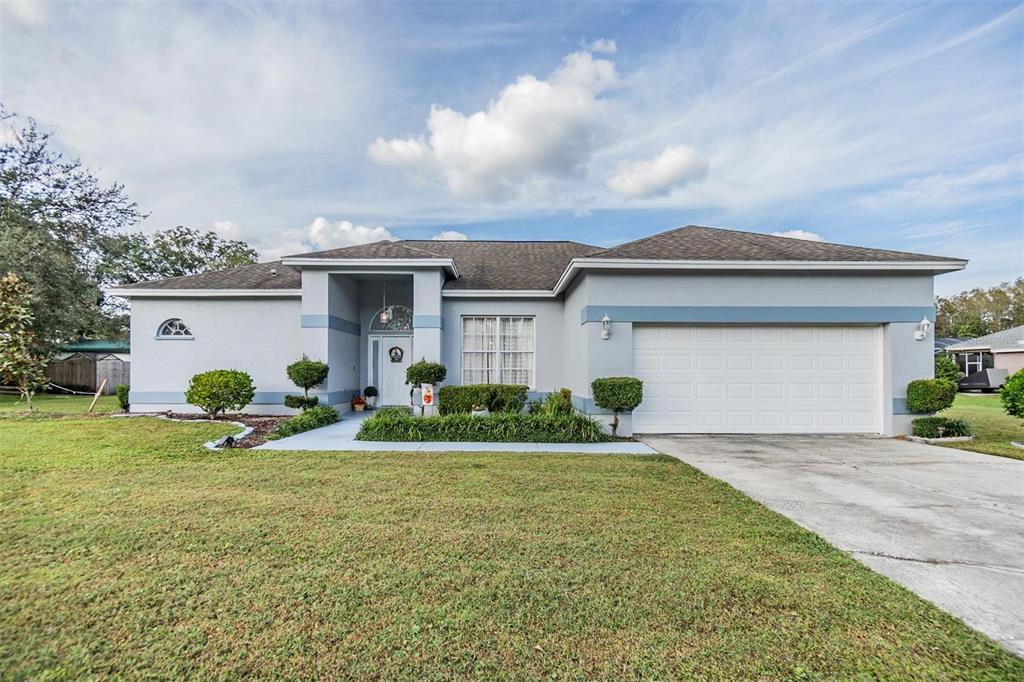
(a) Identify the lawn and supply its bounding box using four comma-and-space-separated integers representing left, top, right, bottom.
1, 418, 1021, 679
938, 392, 1024, 461
0, 392, 119, 415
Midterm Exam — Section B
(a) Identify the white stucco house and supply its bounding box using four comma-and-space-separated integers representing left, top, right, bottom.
109, 225, 966, 435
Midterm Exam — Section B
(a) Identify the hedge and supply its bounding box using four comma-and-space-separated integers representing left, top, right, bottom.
437, 384, 529, 415
905, 378, 957, 414
356, 411, 609, 443
185, 369, 255, 417
267, 405, 338, 440
911, 417, 973, 439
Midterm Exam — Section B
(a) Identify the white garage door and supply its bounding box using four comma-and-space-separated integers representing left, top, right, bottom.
632, 325, 881, 434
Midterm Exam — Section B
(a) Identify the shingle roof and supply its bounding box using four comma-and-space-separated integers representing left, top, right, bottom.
124, 261, 300, 290
584, 225, 964, 262
288, 240, 445, 260
946, 326, 1024, 353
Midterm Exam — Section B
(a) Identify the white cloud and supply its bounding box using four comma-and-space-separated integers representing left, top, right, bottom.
857, 158, 1021, 209
771, 229, 824, 241
2, 1, 47, 27
587, 38, 617, 54
607, 145, 708, 198
431, 230, 469, 240
212, 220, 244, 240
254, 217, 395, 262
369, 49, 617, 200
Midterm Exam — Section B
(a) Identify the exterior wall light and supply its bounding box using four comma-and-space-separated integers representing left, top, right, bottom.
601, 313, 611, 340
914, 317, 932, 341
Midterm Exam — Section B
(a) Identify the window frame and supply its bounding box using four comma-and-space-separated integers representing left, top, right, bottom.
461, 315, 536, 389
155, 318, 194, 340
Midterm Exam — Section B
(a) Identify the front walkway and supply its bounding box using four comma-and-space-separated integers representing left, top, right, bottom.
642, 434, 1024, 656
254, 411, 656, 454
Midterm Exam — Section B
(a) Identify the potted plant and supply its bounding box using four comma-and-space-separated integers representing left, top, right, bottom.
406, 360, 447, 416
364, 385, 378, 409
470, 404, 488, 417
351, 395, 367, 412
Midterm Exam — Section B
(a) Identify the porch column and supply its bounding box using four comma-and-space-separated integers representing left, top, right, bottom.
300, 270, 361, 408
412, 269, 443, 364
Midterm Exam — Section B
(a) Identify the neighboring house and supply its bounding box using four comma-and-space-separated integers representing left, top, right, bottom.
109, 225, 966, 435
934, 337, 964, 355
946, 325, 1024, 388
45, 340, 130, 395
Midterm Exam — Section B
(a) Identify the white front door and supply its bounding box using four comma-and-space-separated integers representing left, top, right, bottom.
379, 336, 412, 405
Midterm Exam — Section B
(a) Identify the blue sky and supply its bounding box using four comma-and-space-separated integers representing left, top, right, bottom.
2, 0, 1021, 295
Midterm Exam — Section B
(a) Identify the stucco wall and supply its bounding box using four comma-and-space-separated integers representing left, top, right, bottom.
129, 297, 302, 414
995, 352, 1024, 374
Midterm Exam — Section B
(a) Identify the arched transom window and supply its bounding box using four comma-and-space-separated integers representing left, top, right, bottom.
369, 305, 413, 332
157, 318, 193, 339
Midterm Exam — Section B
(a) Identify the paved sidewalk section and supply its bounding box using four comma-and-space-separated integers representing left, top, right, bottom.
254, 412, 656, 454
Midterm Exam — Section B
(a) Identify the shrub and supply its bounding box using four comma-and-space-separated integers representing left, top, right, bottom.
934, 355, 962, 383
438, 384, 529, 415
1001, 369, 1024, 420
544, 387, 574, 415
267, 405, 338, 440
185, 370, 255, 418
591, 376, 644, 436
116, 383, 130, 411
406, 360, 447, 386
905, 379, 957, 414
527, 399, 544, 415
364, 385, 378, 398
284, 395, 319, 410
356, 411, 609, 443
286, 356, 329, 398
911, 417, 973, 439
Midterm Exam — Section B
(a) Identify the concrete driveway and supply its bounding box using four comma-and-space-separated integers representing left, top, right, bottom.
641, 435, 1024, 656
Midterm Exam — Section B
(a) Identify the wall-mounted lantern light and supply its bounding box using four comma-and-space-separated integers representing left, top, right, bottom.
914, 317, 932, 341
601, 313, 611, 340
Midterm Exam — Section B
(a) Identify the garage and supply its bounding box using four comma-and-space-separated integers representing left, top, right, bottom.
632, 325, 882, 434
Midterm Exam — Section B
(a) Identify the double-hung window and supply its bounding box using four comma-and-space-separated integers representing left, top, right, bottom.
462, 316, 535, 388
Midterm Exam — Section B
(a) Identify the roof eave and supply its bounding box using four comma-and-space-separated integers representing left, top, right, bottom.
280, 257, 460, 278
106, 288, 302, 299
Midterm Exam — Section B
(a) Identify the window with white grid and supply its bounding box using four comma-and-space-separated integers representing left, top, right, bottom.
462, 316, 534, 388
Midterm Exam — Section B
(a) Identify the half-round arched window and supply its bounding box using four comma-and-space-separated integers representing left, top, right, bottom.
369, 305, 413, 332
157, 318, 193, 339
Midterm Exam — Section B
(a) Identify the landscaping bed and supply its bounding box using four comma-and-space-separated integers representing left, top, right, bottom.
357, 409, 610, 443
165, 413, 288, 448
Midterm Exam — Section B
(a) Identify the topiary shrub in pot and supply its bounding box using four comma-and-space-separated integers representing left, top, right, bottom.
905, 378, 957, 414
591, 377, 644, 437
364, 385, 378, 409
185, 369, 255, 418
1001, 369, 1024, 420
406, 360, 446, 414
284, 356, 329, 411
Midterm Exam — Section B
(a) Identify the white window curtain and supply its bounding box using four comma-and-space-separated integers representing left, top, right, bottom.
462, 316, 534, 387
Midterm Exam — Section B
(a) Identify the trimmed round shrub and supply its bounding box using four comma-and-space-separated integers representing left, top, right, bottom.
591, 376, 644, 436
406, 360, 447, 386
185, 369, 255, 418
934, 355, 962, 384
116, 383, 130, 411
911, 416, 973, 439
267, 405, 338, 440
284, 394, 320, 410
1001, 369, 1024, 419
287, 356, 329, 395
905, 379, 957, 414
364, 385, 378, 398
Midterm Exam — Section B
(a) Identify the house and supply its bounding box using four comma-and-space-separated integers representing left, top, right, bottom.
44, 340, 130, 395
945, 325, 1024, 389
108, 225, 966, 435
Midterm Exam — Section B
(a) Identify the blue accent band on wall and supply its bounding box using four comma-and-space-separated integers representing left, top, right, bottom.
580, 305, 934, 325
301, 314, 361, 336
893, 398, 911, 415
130, 390, 361, 405
413, 314, 443, 329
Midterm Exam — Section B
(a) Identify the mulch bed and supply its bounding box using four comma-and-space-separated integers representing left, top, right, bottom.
164, 413, 288, 448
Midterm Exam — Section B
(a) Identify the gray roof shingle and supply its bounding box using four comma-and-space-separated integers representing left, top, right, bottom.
124, 261, 301, 290
946, 325, 1024, 353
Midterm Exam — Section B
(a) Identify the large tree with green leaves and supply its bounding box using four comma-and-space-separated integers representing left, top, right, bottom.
0, 272, 48, 410
935, 278, 1024, 338
97, 226, 257, 286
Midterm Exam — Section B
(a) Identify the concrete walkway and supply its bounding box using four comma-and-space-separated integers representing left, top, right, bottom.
642, 434, 1024, 656
254, 411, 656, 454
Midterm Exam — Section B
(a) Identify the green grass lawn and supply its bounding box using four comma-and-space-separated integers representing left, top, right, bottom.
1, 418, 1021, 679
938, 393, 1024, 461
0, 392, 119, 415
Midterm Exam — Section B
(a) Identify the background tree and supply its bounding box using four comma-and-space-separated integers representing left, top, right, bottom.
0, 273, 48, 410
935, 278, 1024, 338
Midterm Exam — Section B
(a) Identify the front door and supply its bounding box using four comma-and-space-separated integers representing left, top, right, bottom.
379, 337, 412, 405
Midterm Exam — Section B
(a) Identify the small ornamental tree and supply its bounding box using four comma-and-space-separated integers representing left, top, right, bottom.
0, 273, 48, 411
284, 356, 329, 410
905, 378, 957, 414
185, 369, 255, 418
934, 355, 962, 384
1001, 369, 1024, 420
591, 376, 644, 437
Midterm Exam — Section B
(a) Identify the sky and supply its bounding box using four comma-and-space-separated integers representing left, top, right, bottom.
1, 0, 1022, 295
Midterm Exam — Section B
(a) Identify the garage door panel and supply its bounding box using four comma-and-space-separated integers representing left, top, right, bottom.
633, 325, 880, 434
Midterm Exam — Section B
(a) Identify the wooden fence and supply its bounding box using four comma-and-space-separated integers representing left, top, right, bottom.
44, 354, 129, 394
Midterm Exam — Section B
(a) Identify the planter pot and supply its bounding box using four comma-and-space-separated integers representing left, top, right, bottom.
353, 404, 365, 412
471, 409, 489, 417
366, 397, 377, 409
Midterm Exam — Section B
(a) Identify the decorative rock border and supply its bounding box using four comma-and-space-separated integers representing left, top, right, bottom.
1011, 442, 1024, 450
109, 412, 253, 450
906, 435, 975, 445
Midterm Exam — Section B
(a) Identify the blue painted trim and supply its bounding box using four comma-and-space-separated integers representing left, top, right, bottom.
893, 398, 912, 415
580, 305, 934, 325
301, 314, 361, 336
130, 389, 361, 405
413, 314, 443, 329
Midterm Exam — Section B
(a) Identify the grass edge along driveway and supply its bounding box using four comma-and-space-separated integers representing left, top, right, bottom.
939, 392, 1024, 461
1, 416, 1022, 679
